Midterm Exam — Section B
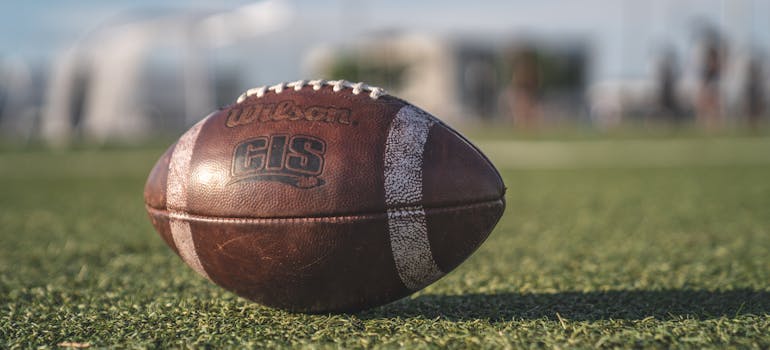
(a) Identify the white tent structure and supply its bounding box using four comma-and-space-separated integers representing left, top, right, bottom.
41, 0, 292, 146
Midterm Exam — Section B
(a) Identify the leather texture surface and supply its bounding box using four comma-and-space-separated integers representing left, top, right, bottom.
144, 84, 506, 312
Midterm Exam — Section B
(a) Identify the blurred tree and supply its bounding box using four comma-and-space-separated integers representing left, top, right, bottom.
327, 55, 407, 91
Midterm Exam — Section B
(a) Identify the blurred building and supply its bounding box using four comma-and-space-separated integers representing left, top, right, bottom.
305, 32, 589, 126
1, 1, 769, 146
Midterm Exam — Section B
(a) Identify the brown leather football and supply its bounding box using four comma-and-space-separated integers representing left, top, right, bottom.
144, 79, 505, 313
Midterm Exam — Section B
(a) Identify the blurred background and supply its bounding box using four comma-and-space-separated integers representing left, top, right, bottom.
0, 0, 769, 145
3, 2, 770, 346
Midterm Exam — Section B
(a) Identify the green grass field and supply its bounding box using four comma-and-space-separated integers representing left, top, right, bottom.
1, 135, 769, 348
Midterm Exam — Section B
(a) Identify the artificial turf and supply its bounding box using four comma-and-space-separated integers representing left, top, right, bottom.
1, 135, 769, 348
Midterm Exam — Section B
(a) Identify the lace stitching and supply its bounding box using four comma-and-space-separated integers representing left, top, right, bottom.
236, 79, 387, 103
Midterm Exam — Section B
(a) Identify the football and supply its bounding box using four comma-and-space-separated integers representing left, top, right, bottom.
144, 79, 506, 313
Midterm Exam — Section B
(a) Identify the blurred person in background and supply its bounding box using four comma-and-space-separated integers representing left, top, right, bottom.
501, 47, 541, 129
695, 28, 726, 130
655, 48, 684, 123
744, 56, 766, 129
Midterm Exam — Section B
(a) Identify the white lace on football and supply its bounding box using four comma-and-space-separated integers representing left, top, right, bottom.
236, 79, 388, 103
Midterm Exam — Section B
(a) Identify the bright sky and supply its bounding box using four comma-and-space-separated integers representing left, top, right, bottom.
1, 0, 769, 82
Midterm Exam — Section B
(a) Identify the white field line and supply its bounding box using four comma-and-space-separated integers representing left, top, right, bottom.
476, 138, 770, 169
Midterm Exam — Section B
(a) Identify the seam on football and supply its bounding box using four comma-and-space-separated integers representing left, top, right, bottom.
145, 197, 504, 224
